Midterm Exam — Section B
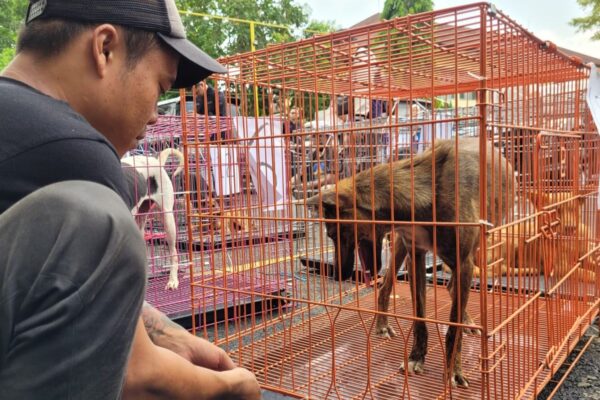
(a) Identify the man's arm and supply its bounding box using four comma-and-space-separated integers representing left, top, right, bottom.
123, 318, 261, 400
141, 302, 235, 370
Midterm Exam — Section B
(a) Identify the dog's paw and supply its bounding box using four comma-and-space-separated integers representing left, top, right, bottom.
165, 278, 179, 290
399, 359, 424, 374
375, 324, 397, 339
463, 325, 481, 336
463, 313, 481, 336
449, 371, 469, 388
375, 317, 396, 338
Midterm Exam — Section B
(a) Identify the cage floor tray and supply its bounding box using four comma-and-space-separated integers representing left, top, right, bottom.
145, 270, 288, 322
229, 283, 597, 400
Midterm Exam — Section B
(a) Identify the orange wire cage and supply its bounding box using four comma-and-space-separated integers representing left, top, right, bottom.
178, 3, 600, 399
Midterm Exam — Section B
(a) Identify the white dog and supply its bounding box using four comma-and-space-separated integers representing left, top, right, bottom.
122, 148, 184, 290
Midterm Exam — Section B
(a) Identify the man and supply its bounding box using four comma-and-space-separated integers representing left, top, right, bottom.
0, 1, 260, 399
287, 106, 301, 134
196, 80, 227, 116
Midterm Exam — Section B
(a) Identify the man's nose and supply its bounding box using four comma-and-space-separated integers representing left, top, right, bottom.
148, 108, 159, 125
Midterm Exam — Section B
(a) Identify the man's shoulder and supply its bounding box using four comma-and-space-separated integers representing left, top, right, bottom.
0, 78, 114, 161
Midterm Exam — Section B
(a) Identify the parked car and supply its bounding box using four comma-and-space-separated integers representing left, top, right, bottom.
157, 96, 195, 116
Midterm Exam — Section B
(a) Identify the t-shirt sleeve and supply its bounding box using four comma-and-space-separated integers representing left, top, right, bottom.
0, 139, 135, 210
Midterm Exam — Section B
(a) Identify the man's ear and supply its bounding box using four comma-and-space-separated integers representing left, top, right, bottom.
91, 24, 121, 78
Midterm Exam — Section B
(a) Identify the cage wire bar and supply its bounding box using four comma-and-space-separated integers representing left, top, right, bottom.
179, 2, 600, 399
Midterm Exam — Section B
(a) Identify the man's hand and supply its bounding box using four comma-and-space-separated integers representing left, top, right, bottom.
124, 319, 261, 400
141, 302, 235, 370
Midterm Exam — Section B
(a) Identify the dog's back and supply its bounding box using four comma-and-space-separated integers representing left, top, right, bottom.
309, 137, 515, 277
349, 138, 513, 225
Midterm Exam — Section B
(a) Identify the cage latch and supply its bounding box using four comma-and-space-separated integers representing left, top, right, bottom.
540, 210, 559, 240
559, 145, 567, 178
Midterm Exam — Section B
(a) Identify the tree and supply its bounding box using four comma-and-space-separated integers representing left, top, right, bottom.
302, 19, 339, 39
177, 1, 337, 115
571, 0, 600, 40
177, 0, 312, 57
381, 0, 434, 20
0, 1, 331, 71
0, 0, 27, 71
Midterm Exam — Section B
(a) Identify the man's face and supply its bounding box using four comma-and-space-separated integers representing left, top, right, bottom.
196, 81, 206, 97
289, 108, 300, 123
102, 43, 178, 155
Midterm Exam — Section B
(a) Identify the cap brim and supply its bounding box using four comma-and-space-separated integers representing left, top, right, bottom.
157, 33, 227, 89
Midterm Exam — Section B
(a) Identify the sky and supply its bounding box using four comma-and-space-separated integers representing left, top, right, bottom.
301, 0, 600, 57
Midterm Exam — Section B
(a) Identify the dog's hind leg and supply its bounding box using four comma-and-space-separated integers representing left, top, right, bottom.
399, 250, 427, 375
375, 236, 407, 338
161, 211, 180, 290
445, 255, 474, 388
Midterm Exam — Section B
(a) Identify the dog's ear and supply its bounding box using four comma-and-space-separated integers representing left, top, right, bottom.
305, 188, 352, 215
305, 190, 338, 215
304, 193, 323, 207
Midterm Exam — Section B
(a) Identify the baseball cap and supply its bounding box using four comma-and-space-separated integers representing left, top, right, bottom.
26, 0, 227, 88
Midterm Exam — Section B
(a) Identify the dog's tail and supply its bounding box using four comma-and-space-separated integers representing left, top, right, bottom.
159, 148, 185, 178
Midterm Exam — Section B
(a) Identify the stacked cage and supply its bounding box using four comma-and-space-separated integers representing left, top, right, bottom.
181, 3, 600, 398
123, 116, 190, 316
134, 109, 289, 320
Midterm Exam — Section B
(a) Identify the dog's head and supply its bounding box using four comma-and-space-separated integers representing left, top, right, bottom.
305, 185, 377, 280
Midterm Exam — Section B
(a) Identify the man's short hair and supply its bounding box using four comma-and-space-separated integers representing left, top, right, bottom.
16, 18, 159, 67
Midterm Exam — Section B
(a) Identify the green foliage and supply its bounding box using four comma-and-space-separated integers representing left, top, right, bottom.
303, 19, 339, 39
177, 0, 314, 57
0, 1, 331, 71
381, 0, 434, 20
0, 47, 15, 71
0, 0, 27, 71
178, 0, 227, 58
571, 0, 600, 40
0, 0, 26, 48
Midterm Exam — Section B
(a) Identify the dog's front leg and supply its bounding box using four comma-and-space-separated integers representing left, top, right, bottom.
399, 250, 427, 375
447, 272, 481, 336
445, 256, 474, 388
166, 246, 179, 290
375, 235, 407, 338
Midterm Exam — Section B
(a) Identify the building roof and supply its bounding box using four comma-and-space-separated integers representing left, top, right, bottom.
558, 46, 600, 67
348, 12, 381, 29
348, 12, 600, 67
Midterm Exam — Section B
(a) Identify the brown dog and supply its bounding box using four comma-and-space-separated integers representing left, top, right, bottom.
441, 212, 543, 280
453, 190, 598, 283
529, 191, 597, 282
306, 138, 515, 388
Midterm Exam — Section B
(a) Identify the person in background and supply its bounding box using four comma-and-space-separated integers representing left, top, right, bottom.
410, 103, 424, 153
196, 80, 227, 117
284, 106, 302, 135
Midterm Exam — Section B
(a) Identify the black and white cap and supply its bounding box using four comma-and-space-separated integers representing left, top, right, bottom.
26, 0, 227, 88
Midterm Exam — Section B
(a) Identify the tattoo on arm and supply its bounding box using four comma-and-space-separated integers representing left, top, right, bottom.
141, 301, 185, 342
